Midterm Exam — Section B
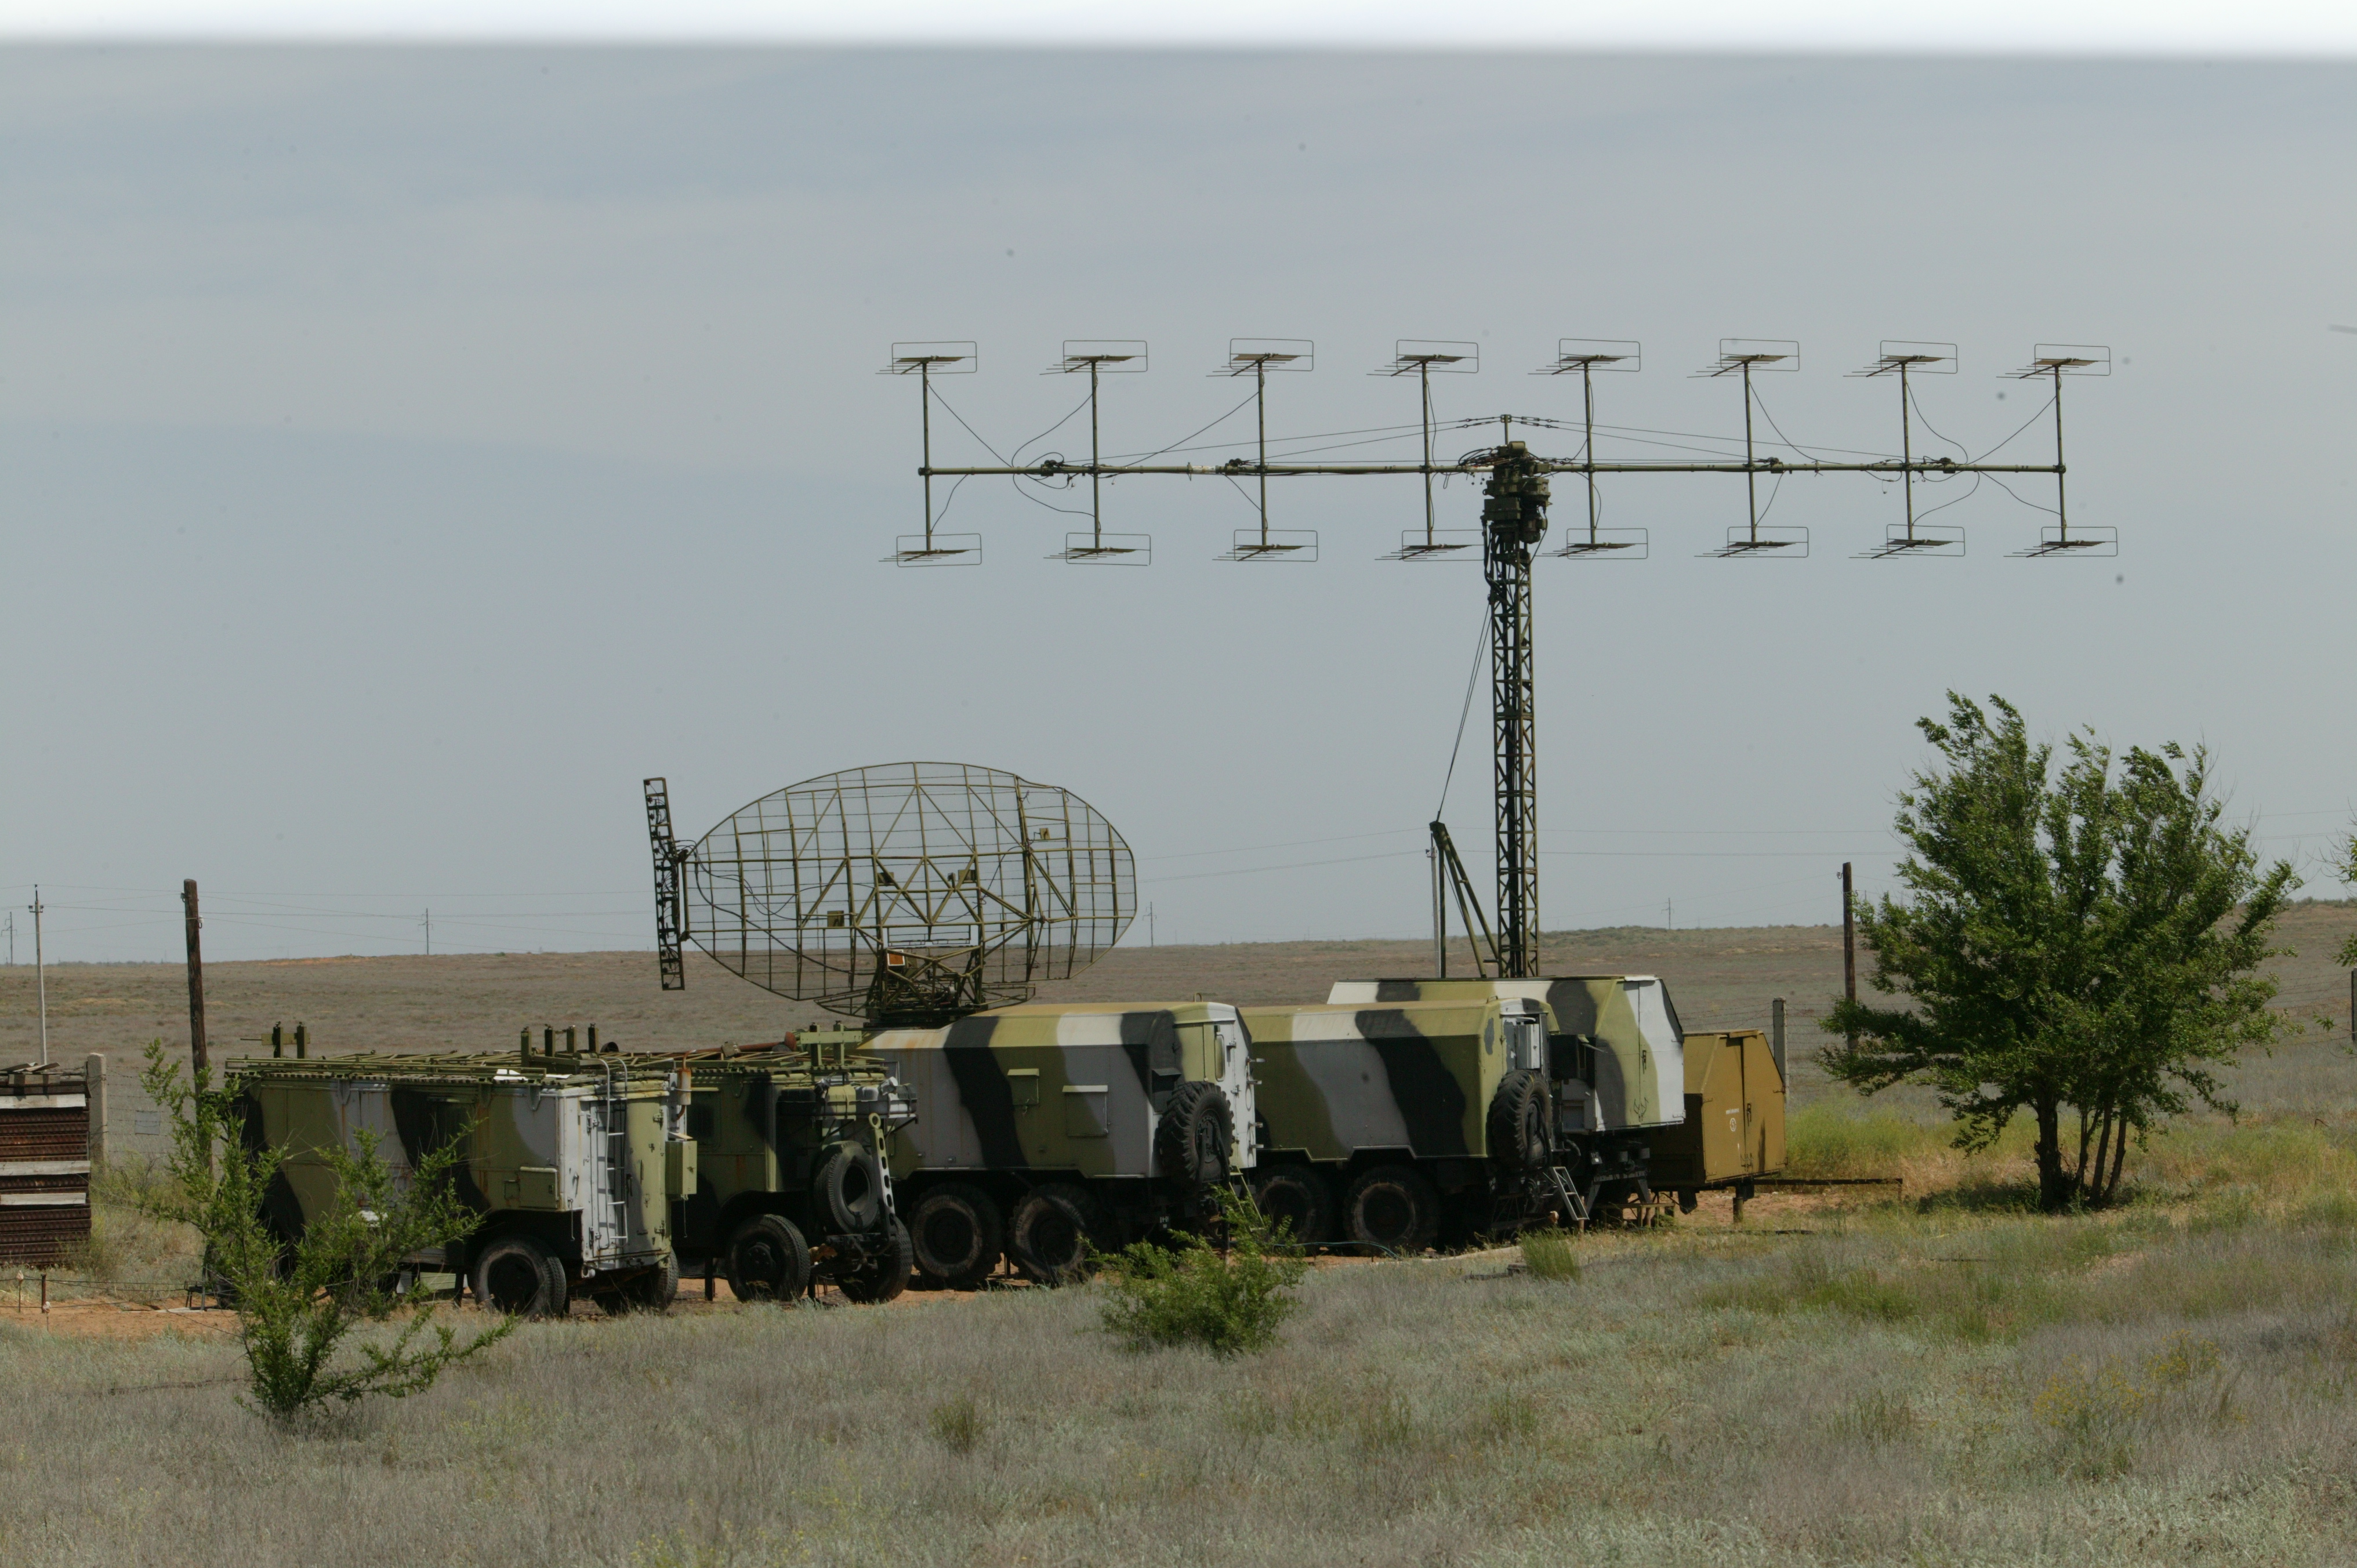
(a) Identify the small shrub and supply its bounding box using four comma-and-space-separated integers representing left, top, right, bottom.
1836, 1389, 1919, 1443
927, 1394, 986, 1456
1097, 1188, 1307, 1357
2032, 1360, 2146, 1479
2145, 1331, 2222, 1386
1520, 1227, 1580, 1282
140, 1040, 514, 1422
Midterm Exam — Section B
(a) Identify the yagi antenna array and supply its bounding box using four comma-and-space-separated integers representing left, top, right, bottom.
890, 333, 2109, 564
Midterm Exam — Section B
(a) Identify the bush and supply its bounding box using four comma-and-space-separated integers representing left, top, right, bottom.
1098, 1188, 1308, 1357
140, 1040, 514, 1422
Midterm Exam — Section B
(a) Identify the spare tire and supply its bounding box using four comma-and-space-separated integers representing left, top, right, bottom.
726, 1213, 811, 1302
835, 1218, 914, 1304
908, 1183, 1005, 1288
813, 1142, 887, 1235
1341, 1166, 1442, 1256
472, 1233, 568, 1319
1487, 1068, 1550, 1171
1249, 1165, 1336, 1247
1155, 1080, 1233, 1186
1008, 1183, 1111, 1284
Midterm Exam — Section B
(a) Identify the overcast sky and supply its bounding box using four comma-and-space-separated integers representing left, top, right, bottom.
2, 39, 2353, 964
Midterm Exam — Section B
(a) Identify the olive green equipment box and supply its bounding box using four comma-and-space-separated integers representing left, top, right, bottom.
861, 1001, 1257, 1287
1647, 1029, 1787, 1210
229, 1046, 692, 1317
664, 1034, 917, 1304
1239, 996, 1576, 1254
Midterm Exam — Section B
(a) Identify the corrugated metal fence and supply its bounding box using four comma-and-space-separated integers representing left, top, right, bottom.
1, 1060, 96, 1266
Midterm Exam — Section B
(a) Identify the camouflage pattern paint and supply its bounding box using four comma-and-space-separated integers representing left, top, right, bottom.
1325, 977, 1688, 1131
1241, 999, 1547, 1165
868, 1001, 1255, 1185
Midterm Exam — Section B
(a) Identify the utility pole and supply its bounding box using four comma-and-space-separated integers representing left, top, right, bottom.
1147, 903, 1155, 948
422, 908, 431, 957
30, 890, 46, 1067
1840, 862, 1857, 1019
5, 909, 13, 965
182, 879, 207, 1075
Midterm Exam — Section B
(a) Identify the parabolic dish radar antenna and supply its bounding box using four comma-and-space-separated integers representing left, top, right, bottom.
643, 763, 1136, 1027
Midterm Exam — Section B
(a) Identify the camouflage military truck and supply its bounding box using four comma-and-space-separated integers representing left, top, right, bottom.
663, 1038, 917, 1304
1239, 996, 1556, 1254
229, 1045, 692, 1317
861, 1001, 1257, 1287
1321, 976, 1689, 1221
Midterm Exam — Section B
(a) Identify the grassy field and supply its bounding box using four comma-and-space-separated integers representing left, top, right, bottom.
8, 914, 2357, 1564
11, 1113, 2357, 1566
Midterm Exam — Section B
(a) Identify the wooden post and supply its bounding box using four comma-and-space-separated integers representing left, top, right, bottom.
1840, 862, 1856, 1009
181, 879, 207, 1074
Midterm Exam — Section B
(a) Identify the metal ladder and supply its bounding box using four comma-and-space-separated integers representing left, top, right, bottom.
1543, 1165, 1590, 1232
596, 1061, 632, 1262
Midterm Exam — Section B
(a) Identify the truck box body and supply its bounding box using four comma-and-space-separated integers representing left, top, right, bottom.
1323, 977, 1687, 1133
1242, 997, 1546, 1166
870, 1001, 1254, 1185
231, 1052, 688, 1288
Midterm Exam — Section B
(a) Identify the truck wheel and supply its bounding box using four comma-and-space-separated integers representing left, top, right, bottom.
603, 1251, 680, 1314
1155, 1081, 1233, 1185
1486, 1069, 1550, 1171
909, 1184, 1004, 1288
836, 1218, 913, 1304
1009, 1183, 1110, 1284
472, 1234, 568, 1319
813, 1142, 887, 1234
726, 1213, 811, 1302
1249, 1166, 1336, 1246
1341, 1166, 1442, 1256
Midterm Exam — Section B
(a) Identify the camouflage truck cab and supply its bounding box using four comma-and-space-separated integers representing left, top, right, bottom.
230, 1048, 692, 1318
1241, 997, 1557, 1254
866, 1001, 1257, 1287
662, 1039, 918, 1304
1325, 976, 1688, 1215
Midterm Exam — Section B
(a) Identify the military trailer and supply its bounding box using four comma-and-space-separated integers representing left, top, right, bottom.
862, 1001, 1257, 1287
1649, 1028, 1787, 1211
1322, 976, 1689, 1218
230, 1045, 692, 1317
1239, 996, 1561, 1254
665, 1039, 917, 1303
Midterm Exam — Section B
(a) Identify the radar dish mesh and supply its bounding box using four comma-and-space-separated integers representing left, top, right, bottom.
681, 762, 1134, 1023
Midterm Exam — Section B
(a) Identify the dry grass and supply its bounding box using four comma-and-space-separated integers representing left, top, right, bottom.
5, 1113, 2357, 1565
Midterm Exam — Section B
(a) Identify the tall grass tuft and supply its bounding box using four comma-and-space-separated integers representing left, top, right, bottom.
1097, 1188, 1307, 1357
1520, 1227, 1581, 1282
927, 1393, 986, 1456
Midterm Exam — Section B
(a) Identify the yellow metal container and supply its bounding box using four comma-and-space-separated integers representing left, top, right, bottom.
1649, 1029, 1785, 1192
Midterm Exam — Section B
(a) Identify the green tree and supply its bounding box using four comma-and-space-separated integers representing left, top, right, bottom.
2336, 832, 2357, 970
140, 1040, 514, 1420
1823, 695, 2296, 1211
